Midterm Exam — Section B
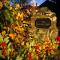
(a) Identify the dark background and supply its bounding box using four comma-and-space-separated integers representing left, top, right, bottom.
56, 0, 60, 35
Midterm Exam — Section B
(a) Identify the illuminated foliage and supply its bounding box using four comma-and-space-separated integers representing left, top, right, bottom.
0, 1, 59, 60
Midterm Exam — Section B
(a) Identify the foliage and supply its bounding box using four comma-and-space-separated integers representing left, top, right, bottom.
0, 0, 59, 60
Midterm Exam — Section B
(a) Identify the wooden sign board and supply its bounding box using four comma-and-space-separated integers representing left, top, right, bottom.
35, 18, 51, 28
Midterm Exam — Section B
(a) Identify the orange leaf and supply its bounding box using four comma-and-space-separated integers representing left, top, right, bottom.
9, 33, 16, 39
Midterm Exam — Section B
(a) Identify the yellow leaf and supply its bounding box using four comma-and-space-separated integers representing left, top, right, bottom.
12, 12, 15, 15
15, 7, 18, 10
20, 13, 24, 18
18, 13, 20, 17
9, 6, 12, 10
19, 27, 24, 32
16, 4, 20, 8
15, 4, 20, 10
0, 1, 3, 9
21, 42, 24, 45
16, 16, 19, 20
27, 9, 30, 14
1, 31, 6, 36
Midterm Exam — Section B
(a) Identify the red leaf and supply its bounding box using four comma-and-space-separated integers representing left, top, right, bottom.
28, 52, 33, 60
56, 36, 60, 42
1, 42, 7, 47
2, 48, 7, 56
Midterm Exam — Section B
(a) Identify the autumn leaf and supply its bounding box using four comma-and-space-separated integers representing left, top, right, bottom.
16, 16, 19, 20
4, 37, 9, 43
0, 42, 7, 47
0, 0, 8, 2
9, 33, 16, 39
0, 1, 3, 9
1, 31, 6, 36
20, 13, 24, 18
16, 12, 24, 20
0, 34, 3, 43
9, 6, 12, 10
28, 52, 33, 60
15, 4, 20, 10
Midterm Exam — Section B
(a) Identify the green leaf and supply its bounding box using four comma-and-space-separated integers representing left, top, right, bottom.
4, 37, 9, 43
0, 23, 3, 30
7, 43, 12, 55
0, 34, 3, 43
0, 50, 2, 57
9, 18, 14, 24
16, 55, 22, 60
8, 42, 11, 48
